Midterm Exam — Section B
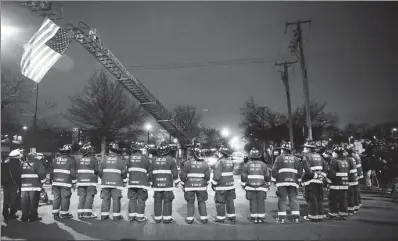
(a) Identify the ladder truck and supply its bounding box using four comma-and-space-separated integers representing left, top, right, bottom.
17, 1, 194, 152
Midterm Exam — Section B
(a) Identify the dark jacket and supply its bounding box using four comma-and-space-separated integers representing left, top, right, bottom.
1, 157, 22, 185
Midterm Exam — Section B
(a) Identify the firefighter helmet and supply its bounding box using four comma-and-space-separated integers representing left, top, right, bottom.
249, 147, 262, 160
130, 142, 145, 152
59, 144, 72, 154
157, 142, 171, 156
80, 142, 94, 156
108, 142, 121, 153
332, 145, 345, 154
219, 146, 232, 157
281, 141, 292, 151
304, 140, 316, 148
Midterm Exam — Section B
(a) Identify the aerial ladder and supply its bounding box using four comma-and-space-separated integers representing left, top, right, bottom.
17, 1, 193, 148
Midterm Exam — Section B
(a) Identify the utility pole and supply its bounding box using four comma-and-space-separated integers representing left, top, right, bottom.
286, 20, 313, 140
275, 61, 297, 150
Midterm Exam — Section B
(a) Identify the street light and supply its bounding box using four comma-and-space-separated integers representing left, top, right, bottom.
392, 127, 397, 136
221, 128, 230, 138
144, 123, 152, 144
22, 125, 28, 131
173, 138, 178, 144
349, 136, 354, 145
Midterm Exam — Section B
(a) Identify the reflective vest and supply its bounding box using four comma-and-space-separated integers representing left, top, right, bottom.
353, 155, 364, 179
75, 155, 98, 187
271, 153, 301, 188
21, 160, 46, 191
347, 156, 358, 186
100, 153, 127, 190
302, 153, 328, 186
127, 153, 151, 189
180, 159, 210, 192
52, 155, 77, 188
212, 157, 235, 191
241, 160, 270, 192
151, 156, 179, 191
327, 157, 350, 190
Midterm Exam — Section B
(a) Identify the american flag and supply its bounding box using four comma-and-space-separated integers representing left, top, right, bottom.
21, 18, 74, 83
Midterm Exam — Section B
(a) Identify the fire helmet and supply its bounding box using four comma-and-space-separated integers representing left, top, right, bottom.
280, 141, 292, 151
80, 142, 94, 156
59, 144, 72, 154
157, 142, 171, 156
249, 147, 262, 160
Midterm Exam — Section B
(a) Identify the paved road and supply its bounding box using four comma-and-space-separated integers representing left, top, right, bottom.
2, 176, 398, 240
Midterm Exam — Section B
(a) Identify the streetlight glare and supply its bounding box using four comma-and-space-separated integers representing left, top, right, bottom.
393, 128, 397, 132
144, 123, 152, 131
22, 125, 28, 130
1, 25, 20, 38
221, 128, 230, 137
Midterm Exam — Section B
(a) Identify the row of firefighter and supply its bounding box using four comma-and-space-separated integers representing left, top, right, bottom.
6, 140, 363, 224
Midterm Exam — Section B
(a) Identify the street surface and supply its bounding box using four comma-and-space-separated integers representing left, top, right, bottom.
2, 175, 398, 240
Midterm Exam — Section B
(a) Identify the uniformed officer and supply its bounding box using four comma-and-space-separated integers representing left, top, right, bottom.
180, 142, 211, 224
99, 142, 127, 221
51, 144, 77, 219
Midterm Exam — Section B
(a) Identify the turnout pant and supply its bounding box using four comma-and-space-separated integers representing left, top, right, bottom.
214, 189, 236, 220
154, 191, 174, 221
77, 186, 97, 216
184, 190, 208, 221
21, 191, 40, 220
347, 186, 356, 214
304, 183, 324, 219
2, 183, 19, 218
277, 186, 300, 218
328, 189, 348, 217
353, 185, 361, 211
52, 186, 72, 216
128, 188, 148, 218
245, 190, 267, 219
100, 188, 122, 218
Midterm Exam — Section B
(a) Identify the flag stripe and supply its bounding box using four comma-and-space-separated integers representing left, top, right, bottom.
21, 17, 72, 83
21, 22, 59, 74
21, 19, 56, 69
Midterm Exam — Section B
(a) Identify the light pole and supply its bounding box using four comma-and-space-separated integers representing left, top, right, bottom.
349, 136, 354, 145
392, 128, 397, 144
145, 123, 152, 144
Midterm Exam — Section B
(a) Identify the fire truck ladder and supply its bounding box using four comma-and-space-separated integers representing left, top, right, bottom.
18, 1, 192, 147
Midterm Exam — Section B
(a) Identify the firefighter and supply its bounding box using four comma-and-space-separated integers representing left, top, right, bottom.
301, 140, 328, 222
127, 142, 151, 222
241, 147, 271, 223
271, 141, 302, 224
1, 149, 23, 220
212, 146, 236, 223
180, 143, 211, 224
326, 145, 350, 220
76, 142, 99, 219
151, 142, 180, 223
20, 152, 46, 222
37, 153, 49, 204
345, 144, 362, 214
352, 148, 364, 213
51, 144, 77, 219
98, 142, 127, 221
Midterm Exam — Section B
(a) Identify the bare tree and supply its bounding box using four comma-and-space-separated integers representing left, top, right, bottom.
173, 105, 205, 140
66, 70, 146, 158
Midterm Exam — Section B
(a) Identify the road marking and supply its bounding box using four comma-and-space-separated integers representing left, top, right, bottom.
56, 221, 98, 240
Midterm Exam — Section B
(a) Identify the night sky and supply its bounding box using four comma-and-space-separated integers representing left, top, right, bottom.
2, 1, 398, 136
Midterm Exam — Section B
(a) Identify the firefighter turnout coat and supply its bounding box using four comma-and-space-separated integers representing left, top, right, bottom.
271, 153, 302, 188
21, 159, 46, 191
99, 153, 127, 190
212, 157, 235, 191
301, 152, 328, 186
151, 155, 179, 191
75, 155, 99, 187
327, 157, 350, 190
52, 155, 77, 188
180, 158, 211, 192
346, 155, 358, 186
241, 160, 271, 192
127, 153, 151, 190
353, 154, 364, 180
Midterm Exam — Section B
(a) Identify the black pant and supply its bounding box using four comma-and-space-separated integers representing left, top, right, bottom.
21, 191, 40, 220
304, 183, 324, 219
52, 186, 72, 216
329, 189, 348, 217
2, 183, 19, 217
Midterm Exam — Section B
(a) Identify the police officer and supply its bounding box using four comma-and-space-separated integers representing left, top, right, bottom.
345, 144, 359, 215
326, 145, 350, 220
151, 142, 180, 223
301, 140, 328, 222
212, 146, 236, 223
51, 144, 77, 219
99, 142, 127, 221
127, 142, 151, 222
241, 147, 271, 223
271, 141, 302, 224
76, 142, 99, 219
180, 142, 211, 224
20, 152, 46, 222
2, 149, 23, 220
